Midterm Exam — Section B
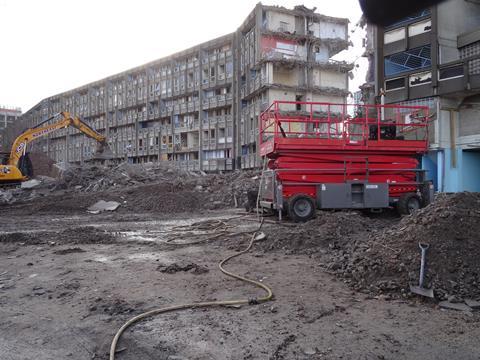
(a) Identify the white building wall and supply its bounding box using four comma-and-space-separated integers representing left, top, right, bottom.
318, 71, 347, 89
318, 21, 347, 40
267, 89, 297, 111
266, 11, 296, 33
310, 93, 345, 103
272, 68, 299, 86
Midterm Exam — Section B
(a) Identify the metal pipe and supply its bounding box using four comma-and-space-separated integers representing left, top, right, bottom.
449, 109, 456, 168
380, 88, 385, 122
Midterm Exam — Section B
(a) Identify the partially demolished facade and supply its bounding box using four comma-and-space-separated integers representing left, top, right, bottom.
18, 4, 351, 170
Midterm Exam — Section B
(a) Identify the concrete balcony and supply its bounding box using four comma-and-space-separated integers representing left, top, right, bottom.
177, 160, 200, 171
202, 158, 233, 171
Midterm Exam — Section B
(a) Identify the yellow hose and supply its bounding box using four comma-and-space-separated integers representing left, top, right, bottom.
109, 220, 272, 360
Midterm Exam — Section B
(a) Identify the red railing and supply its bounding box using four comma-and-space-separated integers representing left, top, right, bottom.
259, 101, 429, 156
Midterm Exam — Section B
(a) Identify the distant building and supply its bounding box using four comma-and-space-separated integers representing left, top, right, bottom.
0, 106, 22, 150
373, 0, 480, 192
17, 3, 352, 171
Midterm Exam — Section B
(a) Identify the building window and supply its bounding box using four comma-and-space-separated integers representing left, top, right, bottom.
409, 71, 432, 87
385, 77, 405, 91
439, 64, 464, 80
279, 21, 289, 32
385, 9, 431, 29
408, 19, 431, 37
384, 45, 431, 77
384, 28, 406, 44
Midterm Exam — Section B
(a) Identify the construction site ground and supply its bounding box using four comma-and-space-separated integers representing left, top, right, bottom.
1, 164, 480, 360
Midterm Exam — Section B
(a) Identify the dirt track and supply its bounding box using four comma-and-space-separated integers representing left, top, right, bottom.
1, 202, 480, 360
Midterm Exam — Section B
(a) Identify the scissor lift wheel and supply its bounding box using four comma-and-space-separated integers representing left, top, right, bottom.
397, 192, 421, 215
288, 194, 316, 222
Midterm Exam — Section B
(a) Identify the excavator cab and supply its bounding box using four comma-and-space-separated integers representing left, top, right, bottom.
17, 153, 33, 178
0, 152, 8, 165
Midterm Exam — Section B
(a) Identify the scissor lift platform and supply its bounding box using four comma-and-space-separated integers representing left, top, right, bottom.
257, 101, 433, 221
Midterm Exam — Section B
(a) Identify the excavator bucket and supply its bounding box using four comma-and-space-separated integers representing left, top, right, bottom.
92, 142, 115, 161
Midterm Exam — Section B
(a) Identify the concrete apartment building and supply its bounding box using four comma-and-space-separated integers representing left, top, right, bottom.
0, 106, 22, 149
372, 0, 480, 192
17, 3, 351, 171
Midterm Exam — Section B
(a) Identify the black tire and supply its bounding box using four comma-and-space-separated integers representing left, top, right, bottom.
288, 194, 316, 222
397, 192, 421, 215
420, 181, 433, 207
245, 190, 259, 212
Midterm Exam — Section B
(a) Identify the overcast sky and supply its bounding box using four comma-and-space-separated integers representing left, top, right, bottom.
0, 0, 365, 112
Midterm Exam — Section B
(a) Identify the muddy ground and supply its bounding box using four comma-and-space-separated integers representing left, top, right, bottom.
1, 189, 480, 359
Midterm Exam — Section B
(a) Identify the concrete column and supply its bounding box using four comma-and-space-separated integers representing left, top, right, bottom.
230, 36, 238, 170
437, 150, 444, 192
171, 112, 175, 161
198, 50, 204, 170
65, 132, 69, 163
158, 127, 162, 161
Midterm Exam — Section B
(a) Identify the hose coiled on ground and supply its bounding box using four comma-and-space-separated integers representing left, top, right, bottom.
109, 219, 272, 360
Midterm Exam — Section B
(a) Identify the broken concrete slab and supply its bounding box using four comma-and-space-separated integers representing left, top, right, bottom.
465, 299, 480, 309
0, 190, 14, 204
87, 200, 120, 214
302, 347, 317, 355
21, 179, 41, 189
439, 301, 472, 312
254, 232, 267, 241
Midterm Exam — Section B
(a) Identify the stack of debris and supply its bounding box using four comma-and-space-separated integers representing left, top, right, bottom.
54, 162, 187, 191
0, 176, 57, 205
0, 162, 260, 213
262, 192, 480, 301
333, 192, 480, 300
259, 211, 383, 254
190, 170, 260, 209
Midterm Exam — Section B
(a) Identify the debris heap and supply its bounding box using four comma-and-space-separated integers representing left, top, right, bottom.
335, 192, 480, 300
261, 192, 480, 300
0, 162, 260, 213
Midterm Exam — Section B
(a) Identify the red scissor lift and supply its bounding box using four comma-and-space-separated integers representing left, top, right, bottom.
258, 101, 433, 221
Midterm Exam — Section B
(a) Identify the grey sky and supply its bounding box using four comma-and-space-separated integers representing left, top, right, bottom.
0, 0, 364, 112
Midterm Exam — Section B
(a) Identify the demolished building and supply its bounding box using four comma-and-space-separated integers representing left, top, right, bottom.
16, 3, 352, 171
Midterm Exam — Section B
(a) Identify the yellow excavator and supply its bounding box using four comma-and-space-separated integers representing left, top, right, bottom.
0, 111, 113, 184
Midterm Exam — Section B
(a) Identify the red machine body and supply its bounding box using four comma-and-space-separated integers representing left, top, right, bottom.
258, 101, 432, 220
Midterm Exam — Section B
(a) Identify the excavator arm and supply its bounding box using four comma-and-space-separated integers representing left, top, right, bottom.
7, 111, 108, 168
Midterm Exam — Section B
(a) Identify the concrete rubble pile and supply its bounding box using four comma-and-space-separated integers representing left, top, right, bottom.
258, 211, 380, 254
0, 162, 260, 212
55, 163, 259, 204
262, 192, 480, 301
0, 175, 57, 205
55, 163, 184, 191
334, 192, 480, 300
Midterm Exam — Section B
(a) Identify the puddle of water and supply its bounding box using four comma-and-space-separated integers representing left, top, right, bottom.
127, 253, 172, 262
50, 216, 83, 222
91, 252, 174, 264
92, 256, 110, 263
117, 230, 166, 242
87, 214, 234, 233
